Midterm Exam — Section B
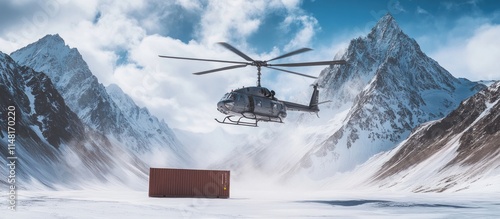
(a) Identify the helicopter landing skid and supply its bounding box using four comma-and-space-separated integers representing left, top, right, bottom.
215, 116, 258, 127
215, 114, 283, 127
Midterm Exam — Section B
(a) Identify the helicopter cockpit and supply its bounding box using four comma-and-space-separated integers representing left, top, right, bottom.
218, 92, 235, 114
220, 92, 233, 101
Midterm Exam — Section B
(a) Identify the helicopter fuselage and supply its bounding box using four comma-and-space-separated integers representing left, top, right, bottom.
217, 86, 287, 122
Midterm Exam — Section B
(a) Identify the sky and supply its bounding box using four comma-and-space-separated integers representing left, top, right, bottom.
1, 0, 499, 132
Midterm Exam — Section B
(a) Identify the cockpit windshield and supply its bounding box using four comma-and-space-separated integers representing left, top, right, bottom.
221, 93, 234, 101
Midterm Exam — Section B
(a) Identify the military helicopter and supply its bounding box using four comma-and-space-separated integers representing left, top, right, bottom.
159, 42, 346, 127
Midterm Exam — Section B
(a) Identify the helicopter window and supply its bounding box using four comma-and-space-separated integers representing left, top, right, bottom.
257, 99, 262, 107
221, 93, 234, 101
261, 88, 271, 97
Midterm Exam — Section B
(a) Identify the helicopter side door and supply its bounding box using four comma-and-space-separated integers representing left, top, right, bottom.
270, 101, 279, 116
247, 95, 254, 113
254, 97, 276, 116
232, 93, 250, 113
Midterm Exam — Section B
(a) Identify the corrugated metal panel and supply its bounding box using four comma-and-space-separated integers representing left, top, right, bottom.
149, 168, 230, 198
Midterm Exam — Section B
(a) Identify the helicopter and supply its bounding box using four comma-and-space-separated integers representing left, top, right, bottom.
159, 42, 346, 127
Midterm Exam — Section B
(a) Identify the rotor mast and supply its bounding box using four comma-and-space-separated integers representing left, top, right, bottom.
254, 60, 266, 87
257, 65, 262, 87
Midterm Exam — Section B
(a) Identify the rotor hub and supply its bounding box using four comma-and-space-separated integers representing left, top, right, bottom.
253, 60, 267, 67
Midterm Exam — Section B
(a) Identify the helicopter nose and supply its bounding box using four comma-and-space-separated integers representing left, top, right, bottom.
217, 100, 233, 114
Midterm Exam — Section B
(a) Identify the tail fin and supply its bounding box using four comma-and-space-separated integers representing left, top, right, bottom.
309, 84, 320, 111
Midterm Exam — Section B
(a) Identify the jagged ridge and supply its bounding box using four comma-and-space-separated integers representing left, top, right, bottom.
297, 13, 484, 174
0, 51, 148, 188
363, 82, 500, 192
10, 35, 191, 166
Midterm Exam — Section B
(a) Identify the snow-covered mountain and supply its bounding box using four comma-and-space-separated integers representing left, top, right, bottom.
213, 14, 486, 182
0, 52, 147, 188
10, 34, 191, 167
287, 13, 485, 176
369, 81, 500, 192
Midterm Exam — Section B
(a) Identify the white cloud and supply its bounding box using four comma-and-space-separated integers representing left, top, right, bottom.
196, 0, 267, 45
0, 0, 97, 52
431, 23, 500, 81
282, 15, 319, 50
464, 25, 500, 80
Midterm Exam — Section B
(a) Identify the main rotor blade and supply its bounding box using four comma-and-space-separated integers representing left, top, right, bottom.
159, 55, 249, 65
218, 42, 254, 62
265, 66, 317, 79
267, 48, 312, 62
270, 60, 347, 67
192, 64, 248, 75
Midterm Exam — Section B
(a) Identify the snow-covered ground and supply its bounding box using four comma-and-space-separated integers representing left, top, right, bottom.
3, 185, 499, 218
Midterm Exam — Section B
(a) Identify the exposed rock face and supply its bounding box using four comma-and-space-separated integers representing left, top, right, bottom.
293, 14, 484, 174
1, 51, 148, 187
1, 51, 83, 150
374, 82, 500, 190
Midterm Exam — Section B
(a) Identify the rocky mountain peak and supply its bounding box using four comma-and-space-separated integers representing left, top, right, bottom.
11, 34, 101, 113
368, 13, 401, 40
38, 33, 65, 46
12, 34, 71, 60
295, 14, 484, 175
319, 14, 418, 107
11, 34, 93, 96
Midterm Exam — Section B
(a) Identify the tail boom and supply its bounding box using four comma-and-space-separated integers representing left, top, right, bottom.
282, 84, 322, 113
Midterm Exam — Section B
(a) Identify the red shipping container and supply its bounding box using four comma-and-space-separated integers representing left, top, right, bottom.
149, 168, 230, 198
